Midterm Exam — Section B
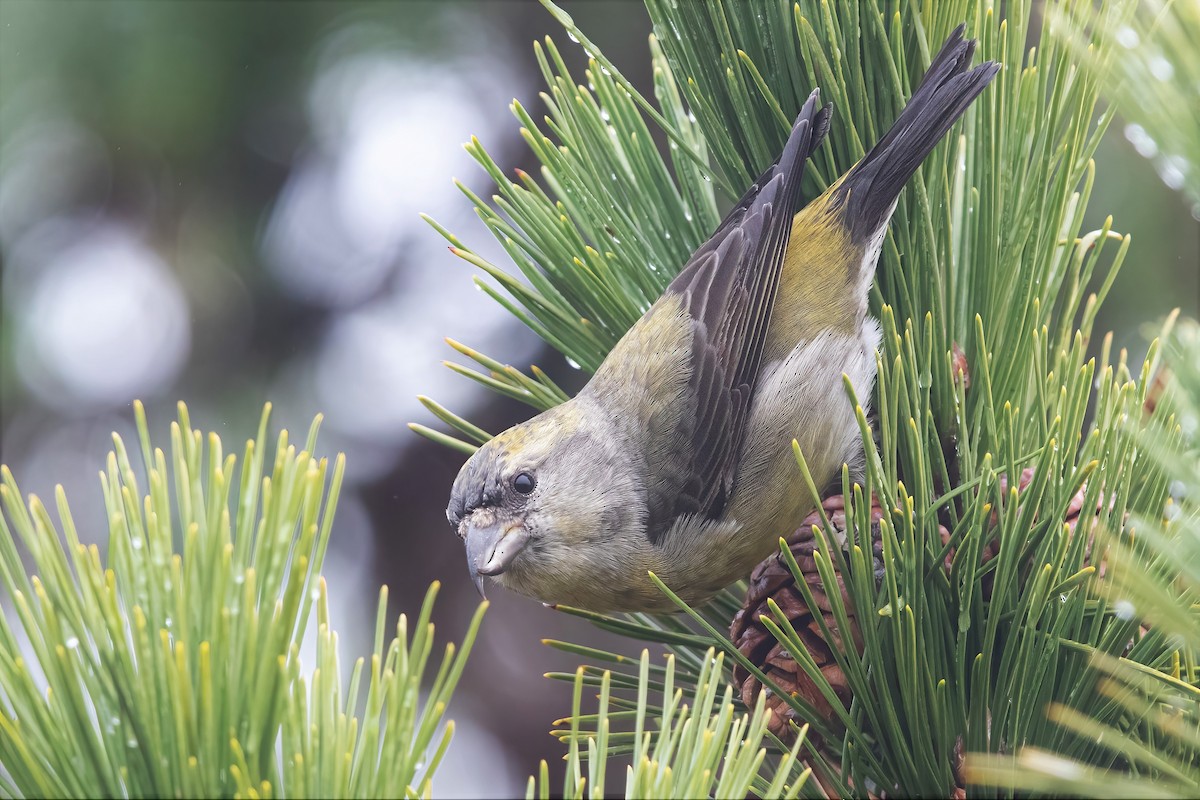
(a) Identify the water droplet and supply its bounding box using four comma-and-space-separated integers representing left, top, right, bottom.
1124, 123, 1158, 159
610, 172, 618, 182
565, 357, 582, 370
701, 174, 712, 183
687, 111, 697, 124
567, 31, 580, 44
233, 573, 245, 585
684, 211, 693, 222
664, 231, 671, 239
163, 617, 173, 629
918, 370, 932, 389
1149, 55, 1175, 82
310, 588, 321, 602
600, 109, 610, 123
131, 537, 143, 550
1157, 154, 1187, 191
1059, 594, 1068, 603
1115, 26, 1139, 49
600, 65, 612, 77
127, 738, 138, 749
65, 637, 80, 649
1114, 599, 1136, 621
1181, 415, 1197, 437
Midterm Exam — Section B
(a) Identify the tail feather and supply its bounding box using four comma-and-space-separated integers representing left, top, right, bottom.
836, 24, 999, 241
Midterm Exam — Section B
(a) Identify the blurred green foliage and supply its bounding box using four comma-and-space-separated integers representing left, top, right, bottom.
0, 1, 1196, 797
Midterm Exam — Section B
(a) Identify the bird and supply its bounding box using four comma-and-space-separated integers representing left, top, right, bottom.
446, 26, 999, 613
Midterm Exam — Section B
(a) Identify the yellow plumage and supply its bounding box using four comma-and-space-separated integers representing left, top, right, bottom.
769, 188, 862, 358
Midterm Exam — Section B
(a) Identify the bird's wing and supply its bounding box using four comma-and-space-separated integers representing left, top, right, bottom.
652, 91, 830, 537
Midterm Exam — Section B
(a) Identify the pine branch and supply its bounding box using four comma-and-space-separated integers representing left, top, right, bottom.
1055, 0, 1200, 219
965, 319, 1200, 797
414, 0, 1196, 795
529, 649, 813, 800
0, 402, 485, 798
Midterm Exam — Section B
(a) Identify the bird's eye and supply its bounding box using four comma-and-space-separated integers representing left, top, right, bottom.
513, 472, 536, 494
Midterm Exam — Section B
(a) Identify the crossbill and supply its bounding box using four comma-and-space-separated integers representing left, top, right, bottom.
447, 26, 998, 612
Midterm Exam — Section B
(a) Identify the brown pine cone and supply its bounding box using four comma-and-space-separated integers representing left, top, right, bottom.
944, 467, 1100, 594
1143, 361, 1171, 416
729, 496, 884, 744
951, 341, 971, 390
730, 470, 1101, 747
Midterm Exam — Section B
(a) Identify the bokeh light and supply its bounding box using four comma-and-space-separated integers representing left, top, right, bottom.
1, 2, 1195, 797
12, 222, 190, 408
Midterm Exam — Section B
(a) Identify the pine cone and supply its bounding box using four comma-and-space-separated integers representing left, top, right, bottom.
729, 496, 884, 744
943, 467, 1104, 597
1143, 361, 1171, 415
729, 468, 1101, 748
951, 341, 971, 390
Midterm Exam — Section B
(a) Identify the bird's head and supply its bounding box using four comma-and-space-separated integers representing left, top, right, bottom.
446, 399, 644, 603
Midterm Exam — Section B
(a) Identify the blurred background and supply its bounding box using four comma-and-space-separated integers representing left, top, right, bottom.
1, 1, 1196, 796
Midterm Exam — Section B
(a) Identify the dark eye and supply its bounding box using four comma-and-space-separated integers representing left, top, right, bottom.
513, 472, 536, 494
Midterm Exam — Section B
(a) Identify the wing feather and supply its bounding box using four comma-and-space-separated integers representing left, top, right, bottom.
645, 90, 830, 538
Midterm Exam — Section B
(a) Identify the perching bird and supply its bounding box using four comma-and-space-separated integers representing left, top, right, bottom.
447, 26, 999, 612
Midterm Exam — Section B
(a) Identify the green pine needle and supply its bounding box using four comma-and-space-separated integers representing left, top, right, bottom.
965, 319, 1200, 798
413, 0, 1196, 795
528, 649, 812, 800
0, 402, 486, 798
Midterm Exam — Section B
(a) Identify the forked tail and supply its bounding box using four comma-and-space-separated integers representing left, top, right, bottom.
834, 24, 999, 241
